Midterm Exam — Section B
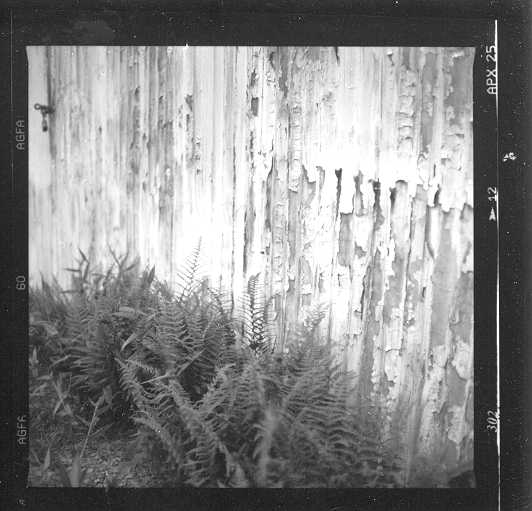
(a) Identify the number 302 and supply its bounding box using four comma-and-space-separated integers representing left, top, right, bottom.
487, 410, 499, 432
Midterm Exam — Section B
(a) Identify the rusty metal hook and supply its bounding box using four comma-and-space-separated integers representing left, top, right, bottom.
34, 103, 54, 132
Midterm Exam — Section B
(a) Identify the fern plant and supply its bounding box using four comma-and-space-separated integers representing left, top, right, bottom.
31, 251, 166, 426
123, 307, 403, 487
30, 247, 405, 487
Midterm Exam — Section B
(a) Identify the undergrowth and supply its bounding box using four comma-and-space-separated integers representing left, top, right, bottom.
29, 247, 402, 488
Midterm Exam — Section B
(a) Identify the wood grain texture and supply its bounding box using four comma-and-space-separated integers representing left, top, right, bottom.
28, 46, 474, 483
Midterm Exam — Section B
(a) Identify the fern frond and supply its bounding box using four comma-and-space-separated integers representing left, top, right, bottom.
116, 358, 146, 410
253, 406, 281, 487
175, 239, 203, 299
165, 381, 226, 486
235, 273, 276, 355
134, 412, 185, 470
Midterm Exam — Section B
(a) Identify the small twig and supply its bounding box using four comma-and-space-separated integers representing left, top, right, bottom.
80, 397, 102, 460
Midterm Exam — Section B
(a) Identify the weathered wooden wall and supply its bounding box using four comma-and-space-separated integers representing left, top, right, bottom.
28, 46, 474, 484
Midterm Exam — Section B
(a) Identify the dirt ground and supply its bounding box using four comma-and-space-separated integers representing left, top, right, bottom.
28, 434, 169, 488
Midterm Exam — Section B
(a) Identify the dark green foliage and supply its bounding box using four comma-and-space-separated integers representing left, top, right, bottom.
236, 272, 277, 355
29, 248, 404, 487
123, 333, 401, 487
30, 251, 165, 425
30, 277, 69, 367
119, 303, 401, 487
